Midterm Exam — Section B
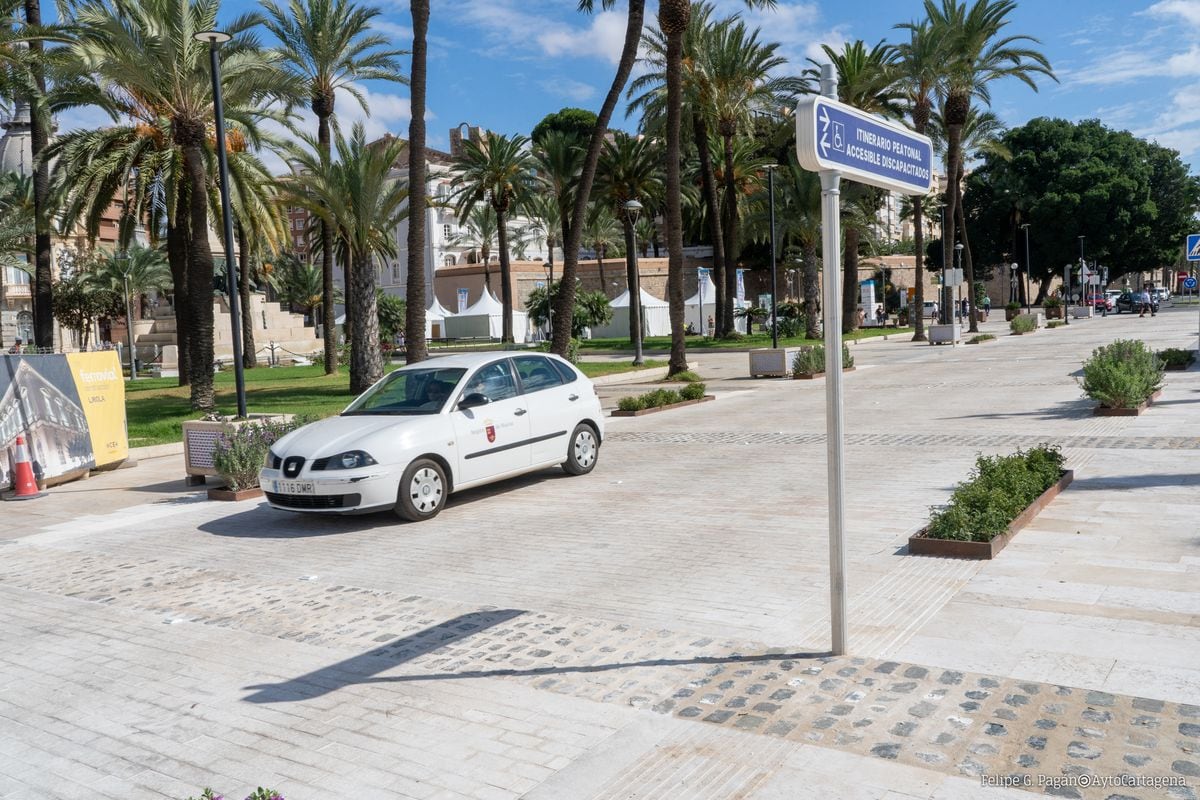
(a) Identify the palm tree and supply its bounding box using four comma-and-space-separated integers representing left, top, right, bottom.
519, 193, 563, 285
451, 131, 536, 343
263, 0, 407, 374
405, 0, 429, 364
554, 0, 646, 358
706, 16, 803, 336
87, 246, 172, 337
892, 19, 944, 342
595, 132, 663, 347
533, 129, 584, 259
806, 40, 900, 333
285, 124, 407, 393
924, 0, 1054, 332
448, 205, 499, 288
267, 252, 323, 318
581, 203, 623, 296
69, 0, 284, 410
0, 171, 32, 270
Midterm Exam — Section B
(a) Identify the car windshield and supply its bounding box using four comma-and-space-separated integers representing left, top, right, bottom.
342, 367, 466, 415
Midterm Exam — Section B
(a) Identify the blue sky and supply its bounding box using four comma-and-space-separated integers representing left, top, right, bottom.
59, 0, 1200, 171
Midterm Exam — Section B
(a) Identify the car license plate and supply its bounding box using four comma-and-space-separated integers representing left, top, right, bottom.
274, 480, 315, 495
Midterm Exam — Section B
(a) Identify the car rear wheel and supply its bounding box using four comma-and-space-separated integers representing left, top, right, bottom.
563, 423, 599, 476
395, 458, 447, 521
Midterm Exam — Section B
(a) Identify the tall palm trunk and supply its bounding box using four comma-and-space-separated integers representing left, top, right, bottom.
719, 132, 738, 337
596, 245, 607, 290
621, 217, 642, 347
553, 0, 645, 356
349, 252, 382, 393
316, 111, 338, 373
663, 9, 688, 374
24, 0, 51, 349
167, 190, 192, 386
404, 0, 430, 364
842, 227, 859, 333
237, 223, 255, 368
911, 196, 926, 341
495, 207, 514, 342
956, 182, 978, 333
803, 242, 819, 339
693, 113, 726, 337
180, 130, 216, 411
941, 97, 965, 325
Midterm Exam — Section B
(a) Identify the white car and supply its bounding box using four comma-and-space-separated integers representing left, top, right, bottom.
259, 352, 604, 521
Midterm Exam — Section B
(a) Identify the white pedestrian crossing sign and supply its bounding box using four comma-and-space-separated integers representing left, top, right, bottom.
1188, 233, 1200, 261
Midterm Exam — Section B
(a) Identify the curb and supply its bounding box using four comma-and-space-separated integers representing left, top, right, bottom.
588, 361, 700, 386
130, 442, 185, 460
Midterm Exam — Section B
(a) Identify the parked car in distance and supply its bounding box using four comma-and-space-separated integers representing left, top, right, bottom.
922, 301, 939, 318
259, 352, 605, 521
1086, 292, 1114, 311
1154, 287, 1171, 302
1114, 291, 1159, 314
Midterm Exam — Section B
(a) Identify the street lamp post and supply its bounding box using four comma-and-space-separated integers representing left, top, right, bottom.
195, 29, 247, 418
954, 242, 964, 327
1021, 223, 1032, 313
622, 200, 645, 366
115, 252, 136, 380
1010, 263, 1019, 306
765, 164, 780, 348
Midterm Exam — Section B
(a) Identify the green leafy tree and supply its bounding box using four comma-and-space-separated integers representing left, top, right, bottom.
531, 107, 599, 147
86, 246, 172, 316
526, 281, 611, 337
448, 205, 499, 288
451, 131, 537, 343
376, 291, 405, 342
263, 0, 407, 374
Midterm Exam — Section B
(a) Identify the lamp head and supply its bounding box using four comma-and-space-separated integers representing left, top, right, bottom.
193, 30, 232, 44
622, 199, 643, 222
955, 242, 964, 252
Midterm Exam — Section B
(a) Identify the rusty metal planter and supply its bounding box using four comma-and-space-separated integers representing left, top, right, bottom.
611, 396, 715, 417
792, 367, 857, 380
207, 486, 264, 502
908, 470, 1074, 560
1093, 390, 1162, 417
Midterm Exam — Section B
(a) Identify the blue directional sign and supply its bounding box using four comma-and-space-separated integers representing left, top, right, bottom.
1185, 276, 1198, 290
1187, 233, 1200, 261
796, 96, 934, 195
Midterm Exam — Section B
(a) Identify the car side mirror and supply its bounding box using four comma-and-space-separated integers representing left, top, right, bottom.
458, 392, 490, 410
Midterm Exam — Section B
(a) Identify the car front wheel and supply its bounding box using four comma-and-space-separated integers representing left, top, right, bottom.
395, 458, 447, 521
563, 423, 600, 475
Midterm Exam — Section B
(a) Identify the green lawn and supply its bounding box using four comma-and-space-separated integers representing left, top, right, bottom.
125, 360, 667, 446
578, 327, 913, 351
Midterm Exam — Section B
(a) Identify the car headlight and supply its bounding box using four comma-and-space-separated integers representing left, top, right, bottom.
265, 449, 280, 469
324, 450, 378, 470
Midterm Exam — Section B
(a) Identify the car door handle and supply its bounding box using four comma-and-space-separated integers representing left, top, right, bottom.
514, 408, 527, 416
568, 394, 579, 401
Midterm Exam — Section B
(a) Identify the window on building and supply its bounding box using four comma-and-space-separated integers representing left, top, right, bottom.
392, 262, 402, 281
5, 265, 30, 286
443, 255, 455, 268
443, 224, 451, 239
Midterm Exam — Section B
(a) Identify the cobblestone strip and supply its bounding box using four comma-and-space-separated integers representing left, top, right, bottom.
606, 431, 1200, 451
2, 546, 1196, 800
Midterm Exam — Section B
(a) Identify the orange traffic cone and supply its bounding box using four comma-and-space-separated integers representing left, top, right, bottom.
3, 435, 46, 501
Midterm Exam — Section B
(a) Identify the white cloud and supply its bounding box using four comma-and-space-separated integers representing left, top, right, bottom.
539, 77, 597, 102
538, 11, 630, 65
448, 1, 639, 65
1144, 0, 1200, 25
371, 18, 413, 46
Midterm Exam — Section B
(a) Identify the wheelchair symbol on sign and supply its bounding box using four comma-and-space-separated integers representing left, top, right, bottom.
832, 122, 845, 152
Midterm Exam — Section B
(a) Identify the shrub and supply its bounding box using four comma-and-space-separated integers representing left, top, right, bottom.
312, 344, 350, 369
792, 345, 824, 376
1158, 347, 1194, 367
1005, 301, 1020, 312
537, 337, 581, 364
616, 396, 644, 412
1046, 320, 1064, 329
663, 369, 702, 383
1043, 296, 1063, 308
644, 387, 682, 407
1079, 339, 1163, 409
1010, 315, 1036, 335
680, 382, 706, 400
968, 334, 995, 344
776, 316, 803, 338
926, 446, 1066, 542
842, 343, 854, 369
212, 416, 310, 491
186, 789, 284, 800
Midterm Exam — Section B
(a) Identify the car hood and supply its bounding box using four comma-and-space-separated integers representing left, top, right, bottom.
271, 414, 434, 463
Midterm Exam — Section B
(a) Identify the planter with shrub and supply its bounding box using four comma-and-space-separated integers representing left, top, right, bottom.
1080, 339, 1164, 415
1046, 320, 1064, 329
208, 416, 310, 500
612, 382, 712, 416
791, 344, 855, 379
1009, 315, 1037, 335
967, 334, 995, 344
908, 446, 1072, 559
1158, 347, 1195, 371
1004, 302, 1021, 321
1043, 297, 1064, 319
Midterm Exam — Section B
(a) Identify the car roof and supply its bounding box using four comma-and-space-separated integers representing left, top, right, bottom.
395, 351, 572, 371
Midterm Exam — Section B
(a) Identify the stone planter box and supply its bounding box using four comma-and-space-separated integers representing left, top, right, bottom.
908, 470, 1074, 560
1164, 357, 1195, 372
182, 413, 292, 483
928, 323, 960, 345
1093, 390, 1163, 417
611, 396, 715, 417
1004, 308, 1020, 321
207, 486, 264, 502
1044, 305, 1064, 319
749, 347, 803, 378
793, 367, 857, 380
1071, 305, 1093, 319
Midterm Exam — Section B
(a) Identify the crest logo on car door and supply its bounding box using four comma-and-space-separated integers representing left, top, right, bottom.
486, 423, 496, 443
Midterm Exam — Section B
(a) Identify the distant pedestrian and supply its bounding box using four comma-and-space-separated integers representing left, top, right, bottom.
7, 338, 21, 354
983, 296, 991, 319
876, 305, 886, 326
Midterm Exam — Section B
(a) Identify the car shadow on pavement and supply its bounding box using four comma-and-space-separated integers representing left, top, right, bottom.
243, 610, 826, 704
198, 505, 399, 538
1065, 473, 1200, 491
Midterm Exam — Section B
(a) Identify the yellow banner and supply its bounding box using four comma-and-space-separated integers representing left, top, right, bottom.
65, 351, 128, 466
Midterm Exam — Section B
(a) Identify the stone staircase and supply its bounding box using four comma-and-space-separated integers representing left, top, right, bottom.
135, 294, 324, 365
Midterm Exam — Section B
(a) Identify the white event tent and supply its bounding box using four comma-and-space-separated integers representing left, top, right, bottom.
425, 296, 455, 339
589, 288, 672, 339
442, 290, 528, 343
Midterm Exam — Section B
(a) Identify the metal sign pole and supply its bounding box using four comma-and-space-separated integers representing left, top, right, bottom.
818, 64, 848, 656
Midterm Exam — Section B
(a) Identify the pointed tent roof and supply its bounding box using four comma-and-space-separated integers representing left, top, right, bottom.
685, 273, 718, 306
427, 295, 455, 319
610, 288, 669, 308
460, 289, 504, 316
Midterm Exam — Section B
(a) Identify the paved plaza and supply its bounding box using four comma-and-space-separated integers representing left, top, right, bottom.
2, 309, 1200, 799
